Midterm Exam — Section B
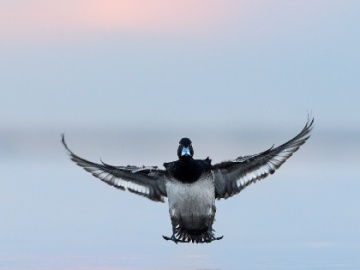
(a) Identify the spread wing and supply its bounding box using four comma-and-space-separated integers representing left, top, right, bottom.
61, 135, 167, 202
213, 118, 314, 199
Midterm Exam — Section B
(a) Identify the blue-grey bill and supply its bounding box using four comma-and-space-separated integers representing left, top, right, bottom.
181, 147, 191, 156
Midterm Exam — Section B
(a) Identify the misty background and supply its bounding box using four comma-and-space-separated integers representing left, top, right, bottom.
1, 1, 359, 269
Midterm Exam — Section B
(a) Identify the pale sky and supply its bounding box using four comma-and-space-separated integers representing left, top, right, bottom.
1, 0, 359, 131
1, 1, 360, 269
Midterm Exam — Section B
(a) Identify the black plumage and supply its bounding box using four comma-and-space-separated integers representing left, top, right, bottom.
164, 158, 211, 184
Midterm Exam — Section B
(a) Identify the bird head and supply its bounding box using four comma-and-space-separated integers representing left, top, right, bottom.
177, 138, 194, 160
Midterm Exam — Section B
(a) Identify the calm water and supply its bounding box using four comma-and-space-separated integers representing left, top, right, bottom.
1, 131, 359, 270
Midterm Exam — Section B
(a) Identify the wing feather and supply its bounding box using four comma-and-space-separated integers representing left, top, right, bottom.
213, 118, 314, 199
61, 135, 167, 202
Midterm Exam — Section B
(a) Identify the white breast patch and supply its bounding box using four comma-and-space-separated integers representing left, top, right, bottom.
166, 173, 215, 222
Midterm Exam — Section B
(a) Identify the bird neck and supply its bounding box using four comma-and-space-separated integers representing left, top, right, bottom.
178, 156, 193, 162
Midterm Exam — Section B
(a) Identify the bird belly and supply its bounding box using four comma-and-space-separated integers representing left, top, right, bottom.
166, 175, 216, 230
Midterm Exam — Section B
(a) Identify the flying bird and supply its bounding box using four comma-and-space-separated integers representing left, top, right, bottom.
61, 118, 314, 243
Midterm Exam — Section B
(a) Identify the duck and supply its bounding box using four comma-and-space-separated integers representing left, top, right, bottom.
61, 118, 314, 243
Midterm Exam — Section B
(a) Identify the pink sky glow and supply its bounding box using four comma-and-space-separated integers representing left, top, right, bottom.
0, 0, 335, 44
0, 0, 238, 40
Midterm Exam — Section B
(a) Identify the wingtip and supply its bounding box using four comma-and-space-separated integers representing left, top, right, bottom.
60, 133, 72, 153
306, 112, 315, 127
297, 115, 314, 142
61, 133, 66, 145
307, 117, 315, 131
301, 114, 315, 134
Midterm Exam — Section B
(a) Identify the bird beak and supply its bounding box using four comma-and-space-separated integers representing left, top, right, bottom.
181, 146, 191, 157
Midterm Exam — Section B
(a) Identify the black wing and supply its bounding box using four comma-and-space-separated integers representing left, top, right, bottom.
61, 135, 167, 202
213, 118, 314, 199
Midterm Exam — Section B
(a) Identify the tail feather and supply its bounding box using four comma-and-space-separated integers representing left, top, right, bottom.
175, 226, 214, 243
